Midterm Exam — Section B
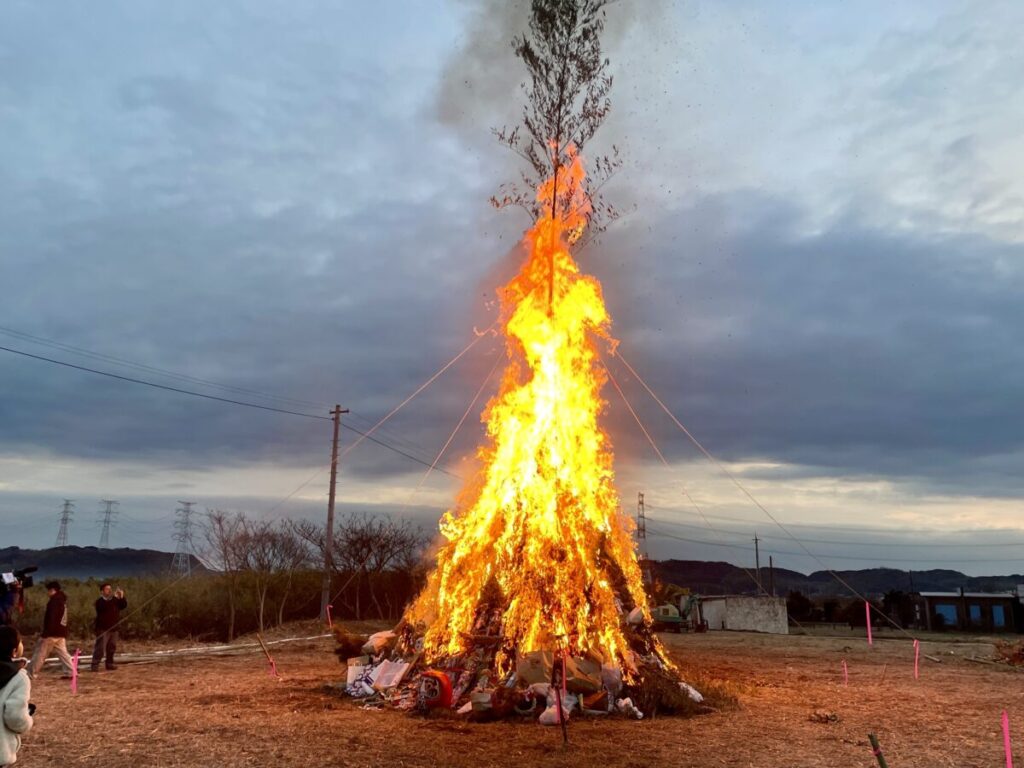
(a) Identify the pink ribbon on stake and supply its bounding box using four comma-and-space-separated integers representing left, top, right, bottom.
561, 653, 567, 696
268, 658, 278, 678
325, 604, 333, 629
1003, 710, 1014, 768
842, 659, 848, 686
913, 639, 920, 680
865, 601, 873, 646
70, 648, 79, 694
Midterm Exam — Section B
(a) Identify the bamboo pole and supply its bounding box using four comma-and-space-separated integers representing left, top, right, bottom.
869, 733, 889, 768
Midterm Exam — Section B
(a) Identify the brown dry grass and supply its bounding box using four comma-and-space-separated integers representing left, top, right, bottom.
18, 626, 1024, 767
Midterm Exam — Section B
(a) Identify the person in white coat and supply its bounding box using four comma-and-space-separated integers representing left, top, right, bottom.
0, 625, 33, 767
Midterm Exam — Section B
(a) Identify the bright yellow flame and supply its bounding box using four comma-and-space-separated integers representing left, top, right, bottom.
408, 147, 650, 671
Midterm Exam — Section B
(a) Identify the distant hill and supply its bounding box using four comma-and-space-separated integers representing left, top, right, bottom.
3, 547, 1021, 597
651, 559, 1024, 598
0, 545, 206, 581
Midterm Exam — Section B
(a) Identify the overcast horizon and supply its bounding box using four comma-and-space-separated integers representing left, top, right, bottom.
4, 1, 1024, 578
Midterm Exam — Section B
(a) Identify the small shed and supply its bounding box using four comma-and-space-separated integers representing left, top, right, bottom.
919, 590, 1020, 633
698, 595, 789, 634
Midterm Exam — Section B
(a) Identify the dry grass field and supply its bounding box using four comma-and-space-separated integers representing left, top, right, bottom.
16, 623, 1023, 767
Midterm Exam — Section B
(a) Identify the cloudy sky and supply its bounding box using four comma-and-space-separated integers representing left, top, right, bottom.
2, 0, 1024, 577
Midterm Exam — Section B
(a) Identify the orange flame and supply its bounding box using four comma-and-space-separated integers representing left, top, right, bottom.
408, 146, 650, 671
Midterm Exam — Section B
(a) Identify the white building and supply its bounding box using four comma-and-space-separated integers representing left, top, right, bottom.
698, 595, 789, 634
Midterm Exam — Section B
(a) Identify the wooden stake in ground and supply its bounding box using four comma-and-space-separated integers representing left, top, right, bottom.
869, 733, 889, 768
1003, 711, 1014, 768
554, 650, 569, 747
256, 633, 279, 678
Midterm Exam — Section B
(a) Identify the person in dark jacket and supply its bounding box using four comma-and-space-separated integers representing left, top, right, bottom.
0, 581, 21, 627
26, 582, 73, 679
90, 583, 126, 672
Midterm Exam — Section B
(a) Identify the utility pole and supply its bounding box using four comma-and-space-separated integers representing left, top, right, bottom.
769, 555, 775, 597
753, 533, 763, 595
98, 499, 119, 549
55, 500, 74, 547
321, 405, 349, 621
172, 501, 197, 576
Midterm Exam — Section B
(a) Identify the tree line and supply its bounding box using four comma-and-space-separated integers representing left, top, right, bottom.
200, 509, 428, 641
15, 510, 428, 642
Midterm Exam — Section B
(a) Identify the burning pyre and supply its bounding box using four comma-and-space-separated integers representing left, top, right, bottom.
336, 149, 703, 722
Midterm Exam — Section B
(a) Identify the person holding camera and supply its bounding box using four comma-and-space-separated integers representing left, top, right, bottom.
0, 625, 34, 766
90, 583, 126, 673
27, 582, 73, 680
0, 581, 21, 628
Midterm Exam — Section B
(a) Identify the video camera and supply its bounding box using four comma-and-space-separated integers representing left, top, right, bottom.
1, 566, 38, 591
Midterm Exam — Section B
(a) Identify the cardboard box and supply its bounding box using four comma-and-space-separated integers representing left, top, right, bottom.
516, 650, 554, 686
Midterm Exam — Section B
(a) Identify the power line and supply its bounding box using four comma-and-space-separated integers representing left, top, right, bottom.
614, 348, 1003, 640
644, 523, 1024, 565
0, 342, 461, 475
1, 325, 467, 469
643, 501, 1018, 538
645, 514, 1024, 549
600, 352, 770, 598
0, 325, 331, 411
337, 327, 493, 464
341, 421, 462, 479
0, 343, 331, 421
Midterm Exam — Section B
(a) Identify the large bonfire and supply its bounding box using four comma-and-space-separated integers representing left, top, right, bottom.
337, 0, 702, 721
405, 145, 654, 675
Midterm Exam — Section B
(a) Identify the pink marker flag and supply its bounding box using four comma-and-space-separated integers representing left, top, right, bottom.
842, 659, 848, 686
325, 604, 333, 629
913, 639, 920, 680
268, 658, 278, 678
1003, 710, 1014, 768
865, 601, 873, 646
70, 648, 80, 694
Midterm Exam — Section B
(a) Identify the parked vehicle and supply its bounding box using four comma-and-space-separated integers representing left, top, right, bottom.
651, 603, 685, 633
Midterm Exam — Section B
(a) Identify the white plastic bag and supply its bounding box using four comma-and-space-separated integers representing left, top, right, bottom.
679, 681, 704, 703
616, 696, 644, 720
538, 692, 577, 725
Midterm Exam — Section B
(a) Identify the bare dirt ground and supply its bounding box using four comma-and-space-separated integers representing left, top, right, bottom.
18, 623, 1023, 768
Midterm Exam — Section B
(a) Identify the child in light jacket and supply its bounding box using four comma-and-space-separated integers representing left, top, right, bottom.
0, 625, 33, 766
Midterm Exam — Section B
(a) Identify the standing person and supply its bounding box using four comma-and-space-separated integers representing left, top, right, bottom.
0, 625, 33, 766
27, 582, 73, 679
90, 584, 126, 672
0, 580, 20, 627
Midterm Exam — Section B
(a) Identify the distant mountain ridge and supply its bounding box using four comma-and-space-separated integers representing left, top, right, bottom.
0, 545, 206, 580
651, 559, 1024, 598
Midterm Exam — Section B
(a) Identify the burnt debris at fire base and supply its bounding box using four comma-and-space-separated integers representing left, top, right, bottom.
332, 602, 707, 724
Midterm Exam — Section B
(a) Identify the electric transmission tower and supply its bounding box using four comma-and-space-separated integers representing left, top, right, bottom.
636, 492, 647, 556
637, 491, 651, 585
97, 499, 119, 548
55, 500, 74, 547
171, 501, 196, 576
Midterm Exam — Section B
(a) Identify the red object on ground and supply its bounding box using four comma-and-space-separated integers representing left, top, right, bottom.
419, 670, 453, 709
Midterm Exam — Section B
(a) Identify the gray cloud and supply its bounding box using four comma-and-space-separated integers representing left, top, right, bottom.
592, 191, 1024, 496
3, 1, 1024, 571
